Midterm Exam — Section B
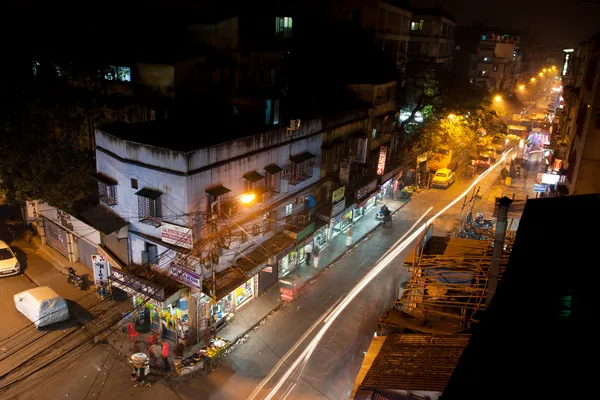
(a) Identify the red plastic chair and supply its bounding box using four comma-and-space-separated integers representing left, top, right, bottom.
145, 332, 158, 347
127, 323, 141, 343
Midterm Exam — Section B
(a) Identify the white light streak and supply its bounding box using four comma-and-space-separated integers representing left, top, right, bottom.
249, 150, 513, 400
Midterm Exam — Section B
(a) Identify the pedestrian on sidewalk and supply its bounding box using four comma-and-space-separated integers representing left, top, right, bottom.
304, 242, 313, 265
313, 244, 320, 269
148, 343, 162, 369
160, 339, 170, 372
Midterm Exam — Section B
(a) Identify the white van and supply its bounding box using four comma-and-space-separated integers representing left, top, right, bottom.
14, 287, 70, 328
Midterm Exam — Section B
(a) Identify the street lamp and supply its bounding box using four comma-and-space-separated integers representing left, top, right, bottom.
539, 72, 544, 77
448, 113, 456, 120
531, 77, 536, 83
240, 193, 256, 205
494, 95, 502, 102
518, 84, 525, 91
543, 68, 547, 72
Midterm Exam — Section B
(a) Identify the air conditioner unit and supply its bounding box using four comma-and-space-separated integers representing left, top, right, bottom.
290, 119, 301, 130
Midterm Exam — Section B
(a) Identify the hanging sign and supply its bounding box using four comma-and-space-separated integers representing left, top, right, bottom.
377, 146, 388, 175
356, 138, 368, 164
92, 255, 109, 285
168, 261, 202, 290
332, 186, 345, 204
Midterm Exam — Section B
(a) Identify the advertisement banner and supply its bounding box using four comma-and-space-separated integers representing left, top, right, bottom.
161, 222, 193, 250
331, 200, 346, 217
356, 138, 368, 164
91, 255, 109, 285
553, 159, 563, 172
168, 261, 202, 290
332, 186, 345, 204
377, 146, 388, 175
339, 159, 351, 183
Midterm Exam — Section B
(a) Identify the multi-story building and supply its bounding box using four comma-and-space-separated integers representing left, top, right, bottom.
469, 33, 522, 93
407, 5, 456, 70
556, 34, 600, 195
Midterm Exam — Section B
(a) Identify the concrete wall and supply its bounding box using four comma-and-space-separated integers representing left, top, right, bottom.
34, 201, 102, 246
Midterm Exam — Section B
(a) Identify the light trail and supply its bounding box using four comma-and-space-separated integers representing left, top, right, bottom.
249, 150, 513, 400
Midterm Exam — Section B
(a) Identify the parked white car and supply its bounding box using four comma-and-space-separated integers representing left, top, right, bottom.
0, 240, 20, 277
14, 287, 70, 328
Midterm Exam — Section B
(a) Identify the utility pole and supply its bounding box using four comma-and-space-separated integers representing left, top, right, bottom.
487, 196, 513, 306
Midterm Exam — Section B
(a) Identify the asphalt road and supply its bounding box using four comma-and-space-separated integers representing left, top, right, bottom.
7, 158, 514, 400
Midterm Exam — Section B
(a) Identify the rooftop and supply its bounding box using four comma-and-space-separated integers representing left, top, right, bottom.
99, 118, 274, 153
357, 334, 470, 393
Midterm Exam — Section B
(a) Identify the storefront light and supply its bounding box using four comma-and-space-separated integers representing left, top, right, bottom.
240, 193, 256, 204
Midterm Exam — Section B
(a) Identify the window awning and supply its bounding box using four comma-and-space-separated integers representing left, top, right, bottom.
135, 188, 162, 200
79, 204, 128, 235
205, 185, 231, 198
290, 151, 315, 163
243, 171, 265, 183
264, 164, 283, 174
92, 172, 118, 186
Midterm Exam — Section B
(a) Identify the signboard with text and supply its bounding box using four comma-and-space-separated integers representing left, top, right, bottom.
356, 138, 368, 164
331, 200, 346, 217
92, 255, 109, 285
161, 222, 193, 249
332, 186, 345, 204
168, 261, 202, 290
377, 146, 387, 175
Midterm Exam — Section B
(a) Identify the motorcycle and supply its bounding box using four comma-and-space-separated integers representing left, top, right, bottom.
473, 212, 494, 229
382, 215, 393, 227
66, 267, 88, 290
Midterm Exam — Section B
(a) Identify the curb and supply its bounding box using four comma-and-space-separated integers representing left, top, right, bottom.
225, 198, 412, 347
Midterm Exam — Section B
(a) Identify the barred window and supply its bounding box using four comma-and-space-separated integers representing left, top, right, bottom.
135, 188, 163, 227
99, 182, 117, 206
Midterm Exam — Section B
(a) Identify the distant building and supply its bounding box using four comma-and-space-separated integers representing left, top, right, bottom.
407, 5, 457, 70
468, 33, 522, 93
556, 34, 600, 195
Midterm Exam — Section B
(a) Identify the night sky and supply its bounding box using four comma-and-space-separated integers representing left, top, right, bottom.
417, 0, 599, 47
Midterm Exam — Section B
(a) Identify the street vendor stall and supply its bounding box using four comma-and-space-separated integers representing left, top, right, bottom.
174, 337, 232, 380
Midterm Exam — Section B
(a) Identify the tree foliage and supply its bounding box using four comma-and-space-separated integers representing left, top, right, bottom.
0, 80, 126, 212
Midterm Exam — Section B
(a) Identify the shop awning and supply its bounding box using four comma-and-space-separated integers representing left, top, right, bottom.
92, 172, 118, 186
290, 151, 315, 163
357, 189, 380, 208
243, 171, 265, 183
204, 233, 295, 301
264, 164, 283, 174
135, 187, 162, 200
79, 204, 128, 235
205, 185, 231, 198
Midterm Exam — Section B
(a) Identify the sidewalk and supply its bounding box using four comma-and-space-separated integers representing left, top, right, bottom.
208, 196, 410, 349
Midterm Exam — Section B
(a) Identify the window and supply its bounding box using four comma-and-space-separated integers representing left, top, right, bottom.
348, 10, 360, 22
265, 99, 272, 125
410, 20, 424, 31
372, 128, 377, 139
32, 61, 40, 76
493, 64, 499, 72
99, 183, 117, 206
288, 152, 315, 184
483, 57, 489, 62
131, 179, 138, 189
276, 17, 293, 38
480, 70, 487, 77
265, 164, 283, 193
136, 188, 163, 227
273, 99, 280, 125
105, 65, 131, 82
285, 203, 293, 216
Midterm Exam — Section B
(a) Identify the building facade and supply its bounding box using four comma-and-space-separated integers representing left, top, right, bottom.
469, 33, 522, 93
557, 34, 600, 195
408, 7, 456, 70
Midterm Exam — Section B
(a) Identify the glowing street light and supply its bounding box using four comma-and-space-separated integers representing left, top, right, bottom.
539, 72, 544, 77
543, 68, 547, 72
240, 193, 256, 204
448, 113, 456, 120
494, 95, 503, 102
518, 84, 525, 91
531, 77, 536, 83
551, 65, 557, 70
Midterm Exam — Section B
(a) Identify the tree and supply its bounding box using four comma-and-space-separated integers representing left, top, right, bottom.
0, 80, 127, 212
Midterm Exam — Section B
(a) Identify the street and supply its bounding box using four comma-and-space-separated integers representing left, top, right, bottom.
0, 152, 539, 400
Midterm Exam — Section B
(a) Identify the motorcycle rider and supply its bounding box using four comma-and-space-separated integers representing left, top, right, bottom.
381, 205, 392, 224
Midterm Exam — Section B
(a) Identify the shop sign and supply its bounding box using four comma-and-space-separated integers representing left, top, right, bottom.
161, 222, 193, 250
553, 158, 563, 172
91, 255, 109, 285
377, 146, 388, 175
331, 200, 346, 217
356, 138, 368, 164
356, 185, 369, 200
332, 186, 345, 204
110, 268, 165, 301
534, 184, 547, 193
381, 166, 402, 184
339, 159, 351, 184
541, 173, 560, 185
296, 222, 315, 242
262, 266, 273, 273
168, 261, 202, 290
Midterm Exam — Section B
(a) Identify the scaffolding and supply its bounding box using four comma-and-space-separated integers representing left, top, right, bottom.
383, 233, 516, 333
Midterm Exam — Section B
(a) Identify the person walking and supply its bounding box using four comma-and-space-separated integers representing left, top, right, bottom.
304, 242, 313, 265
161, 339, 170, 372
312, 244, 320, 269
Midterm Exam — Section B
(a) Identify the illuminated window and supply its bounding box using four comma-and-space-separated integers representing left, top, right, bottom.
493, 64, 499, 72
32, 61, 40, 76
410, 20, 424, 31
105, 65, 131, 82
285, 203, 293, 216
276, 17, 293, 38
